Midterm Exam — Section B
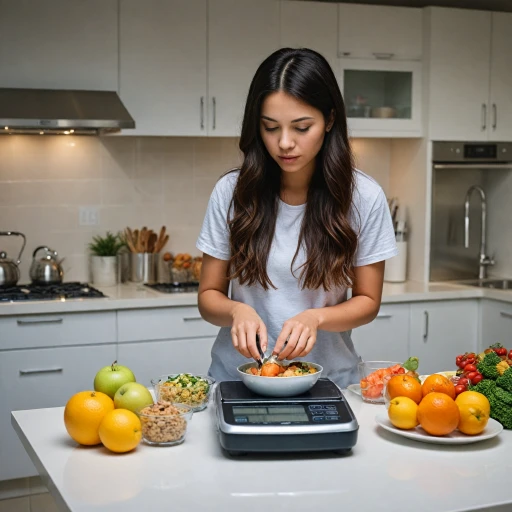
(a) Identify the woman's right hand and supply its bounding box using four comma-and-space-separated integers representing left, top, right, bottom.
230, 303, 268, 361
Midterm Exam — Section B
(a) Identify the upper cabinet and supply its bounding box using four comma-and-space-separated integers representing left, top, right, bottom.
279, 1, 338, 73
207, 0, 280, 136
0, 0, 118, 91
427, 8, 512, 142
119, 0, 208, 136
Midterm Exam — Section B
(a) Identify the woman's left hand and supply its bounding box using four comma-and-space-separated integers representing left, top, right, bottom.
273, 310, 319, 360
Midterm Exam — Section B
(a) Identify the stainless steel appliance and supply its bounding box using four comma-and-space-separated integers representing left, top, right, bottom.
29, 246, 64, 285
215, 379, 358, 456
145, 282, 199, 293
430, 141, 512, 281
0, 231, 26, 287
0, 282, 106, 302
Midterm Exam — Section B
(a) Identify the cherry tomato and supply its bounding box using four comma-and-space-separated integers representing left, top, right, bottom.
466, 371, 477, 381
458, 377, 469, 387
465, 357, 475, 364
509, 350, 512, 360
497, 348, 508, 356
471, 374, 483, 385
464, 364, 477, 373
455, 384, 467, 395
456, 355, 463, 363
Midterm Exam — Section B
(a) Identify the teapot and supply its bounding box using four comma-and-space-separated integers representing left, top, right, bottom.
29, 246, 64, 285
0, 231, 26, 287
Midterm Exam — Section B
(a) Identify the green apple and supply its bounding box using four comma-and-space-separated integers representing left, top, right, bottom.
94, 361, 136, 399
114, 382, 153, 413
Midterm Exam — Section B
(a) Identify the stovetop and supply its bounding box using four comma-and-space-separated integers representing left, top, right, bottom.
145, 282, 199, 294
0, 282, 107, 302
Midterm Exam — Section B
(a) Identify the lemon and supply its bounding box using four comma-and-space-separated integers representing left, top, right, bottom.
388, 396, 419, 430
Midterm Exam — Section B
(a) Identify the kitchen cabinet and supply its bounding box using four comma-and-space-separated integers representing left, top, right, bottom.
119, 0, 208, 136
480, 300, 512, 352
352, 304, 409, 363
207, 0, 280, 136
338, 3, 422, 61
427, 8, 512, 142
279, 1, 338, 73
0, 344, 116, 481
0, 0, 118, 91
410, 300, 478, 375
117, 337, 216, 387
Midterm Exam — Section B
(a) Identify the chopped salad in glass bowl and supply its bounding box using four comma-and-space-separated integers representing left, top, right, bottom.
151, 373, 215, 412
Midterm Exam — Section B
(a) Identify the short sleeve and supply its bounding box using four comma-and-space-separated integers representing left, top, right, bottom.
195, 176, 234, 261
354, 188, 398, 267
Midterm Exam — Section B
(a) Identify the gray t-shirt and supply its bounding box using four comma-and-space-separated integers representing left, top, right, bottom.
196, 169, 398, 388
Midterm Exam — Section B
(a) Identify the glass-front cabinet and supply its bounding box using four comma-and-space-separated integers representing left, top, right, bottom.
339, 58, 422, 137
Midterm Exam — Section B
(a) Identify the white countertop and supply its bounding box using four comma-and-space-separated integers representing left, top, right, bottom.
11, 391, 512, 512
2, 280, 512, 316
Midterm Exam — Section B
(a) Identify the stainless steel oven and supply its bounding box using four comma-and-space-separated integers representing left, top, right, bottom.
430, 141, 512, 281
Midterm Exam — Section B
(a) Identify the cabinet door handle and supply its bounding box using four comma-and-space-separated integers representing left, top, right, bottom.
17, 318, 63, 326
19, 367, 63, 376
200, 97, 204, 130
423, 311, 429, 340
481, 103, 487, 131
492, 103, 497, 130
376, 313, 392, 319
500, 311, 512, 319
212, 97, 216, 130
182, 316, 203, 322
372, 52, 394, 60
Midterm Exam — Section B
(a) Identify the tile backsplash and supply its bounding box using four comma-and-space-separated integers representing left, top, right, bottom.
0, 135, 390, 283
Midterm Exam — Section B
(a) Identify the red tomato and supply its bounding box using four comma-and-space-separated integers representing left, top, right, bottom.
455, 384, 467, 395
466, 371, 477, 381
465, 357, 475, 364
471, 373, 483, 385
497, 348, 507, 356
509, 350, 512, 360
464, 364, 477, 373
458, 377, 469, 387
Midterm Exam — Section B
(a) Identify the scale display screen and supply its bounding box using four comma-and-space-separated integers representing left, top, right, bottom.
233, 405, 309, 424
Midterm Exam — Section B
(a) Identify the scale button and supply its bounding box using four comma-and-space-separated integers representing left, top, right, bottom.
311, 410, 324, 415
325, 410, 338, 415
235, 417, 248, 423
324, 405, 337, 410
309, 405, 323, 410
325, 416, 340, 421
313, 416, 325, 422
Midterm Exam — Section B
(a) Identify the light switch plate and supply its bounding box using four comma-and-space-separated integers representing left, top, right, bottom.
79, 206, 99, 226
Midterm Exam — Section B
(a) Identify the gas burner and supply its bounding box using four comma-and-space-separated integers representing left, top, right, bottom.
0, 282, 107, 302
145, 282, 199, 294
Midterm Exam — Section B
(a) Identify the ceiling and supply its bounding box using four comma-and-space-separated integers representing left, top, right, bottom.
305, 0, 512, 12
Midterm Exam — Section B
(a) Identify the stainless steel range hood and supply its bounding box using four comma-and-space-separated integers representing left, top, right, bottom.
0, 88, 135, 135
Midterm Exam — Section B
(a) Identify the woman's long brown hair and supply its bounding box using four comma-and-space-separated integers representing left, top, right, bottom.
228, 48, 358, 291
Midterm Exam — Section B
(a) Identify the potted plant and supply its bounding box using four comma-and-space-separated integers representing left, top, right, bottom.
88, 232, 125, 287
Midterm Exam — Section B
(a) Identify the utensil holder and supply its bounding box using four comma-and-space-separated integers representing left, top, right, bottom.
130, 253, 159, 284
384, 241, 407, 283
117, 251, 131, 283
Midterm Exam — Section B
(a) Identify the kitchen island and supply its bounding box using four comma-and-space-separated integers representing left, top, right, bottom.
11, 391, 512, 512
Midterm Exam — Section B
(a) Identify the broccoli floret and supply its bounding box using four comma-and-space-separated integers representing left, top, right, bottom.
470, 379, 497, 397
482, 351, 502, 366
477, 363, 500, 380
496, 367, 512, 393
489, 398, 512, 429
493, 386, 512, 406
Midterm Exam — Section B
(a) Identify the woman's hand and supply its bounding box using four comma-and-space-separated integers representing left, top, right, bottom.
230, 303, 268, 360
274, 310, 319, 361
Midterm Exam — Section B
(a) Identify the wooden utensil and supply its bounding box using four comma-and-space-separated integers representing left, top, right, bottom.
155, 226, 166, 253
125, 228, 137, 253
148, 232, 157, 253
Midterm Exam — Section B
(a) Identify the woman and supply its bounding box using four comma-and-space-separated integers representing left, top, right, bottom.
196, 48, 398, 388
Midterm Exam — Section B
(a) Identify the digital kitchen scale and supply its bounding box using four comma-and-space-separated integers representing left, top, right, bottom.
215, 379, 359, 455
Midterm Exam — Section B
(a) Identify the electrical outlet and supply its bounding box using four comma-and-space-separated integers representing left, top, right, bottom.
79, 206, 100, 226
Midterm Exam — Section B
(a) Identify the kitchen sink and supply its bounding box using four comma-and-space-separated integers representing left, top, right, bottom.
464, 279, 512, 290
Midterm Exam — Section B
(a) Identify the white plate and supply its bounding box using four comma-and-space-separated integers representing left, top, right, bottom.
346, 383, 361, 396
375, 412, 503, 445
419, 371, 457, 383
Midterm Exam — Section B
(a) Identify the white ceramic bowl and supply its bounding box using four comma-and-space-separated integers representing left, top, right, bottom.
236, 362, 323, 397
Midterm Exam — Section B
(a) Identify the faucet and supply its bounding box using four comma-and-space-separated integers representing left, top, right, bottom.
464, 185, 495, 280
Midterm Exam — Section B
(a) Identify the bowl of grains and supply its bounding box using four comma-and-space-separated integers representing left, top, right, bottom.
137, 401, 193, 446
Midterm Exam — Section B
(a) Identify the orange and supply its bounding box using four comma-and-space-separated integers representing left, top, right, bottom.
421, 374, 456, 400
388, 396, 419, 430
64, 391, 115, 446
417, 392, 460, 436
457, 403, 489, 435
98, 409, 142, 453
261, 363, 281, 377
386, 375, 423, 404
455, 391, 491, 417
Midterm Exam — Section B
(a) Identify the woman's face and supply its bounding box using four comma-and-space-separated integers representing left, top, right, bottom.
260, 90, 332, 176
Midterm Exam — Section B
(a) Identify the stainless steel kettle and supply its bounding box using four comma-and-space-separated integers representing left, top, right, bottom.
0, 231, 26, 287
29, 246, 64, 285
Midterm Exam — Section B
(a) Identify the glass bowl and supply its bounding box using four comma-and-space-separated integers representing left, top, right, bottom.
358, 360, 402, 404
151, 373, 215, 412
138, 402, 193, 446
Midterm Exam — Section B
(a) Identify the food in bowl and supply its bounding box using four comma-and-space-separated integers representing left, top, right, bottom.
151, 373, 214, 412
246, 361, 318, 377
138, 401, 192, 446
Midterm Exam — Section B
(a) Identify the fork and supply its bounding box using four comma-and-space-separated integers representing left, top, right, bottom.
255, 334, 287, 368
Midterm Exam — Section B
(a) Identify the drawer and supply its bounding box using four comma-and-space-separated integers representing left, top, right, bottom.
1, 343, 117, 480
117, 307, 219, 342
0, 311, 117, 350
